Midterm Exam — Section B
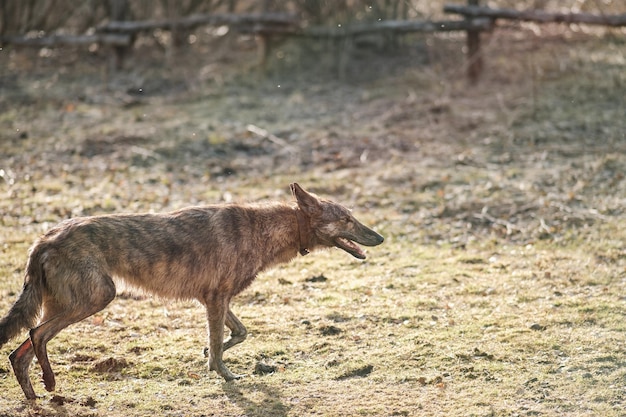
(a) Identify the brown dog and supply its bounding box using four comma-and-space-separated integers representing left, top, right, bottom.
0, 183, 383, 399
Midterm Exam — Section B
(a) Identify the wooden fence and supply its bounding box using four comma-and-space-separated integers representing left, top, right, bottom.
2, 2, 625, 82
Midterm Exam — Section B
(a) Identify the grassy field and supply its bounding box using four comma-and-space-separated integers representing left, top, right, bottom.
0, 22, 625, 417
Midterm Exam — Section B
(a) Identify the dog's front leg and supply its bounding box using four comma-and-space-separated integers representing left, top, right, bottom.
205, 299, 244, 381
201, 307, 247, 357
223, 308, 247, 351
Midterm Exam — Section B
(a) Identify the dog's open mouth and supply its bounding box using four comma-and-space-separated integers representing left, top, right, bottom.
335, 237, 366, 259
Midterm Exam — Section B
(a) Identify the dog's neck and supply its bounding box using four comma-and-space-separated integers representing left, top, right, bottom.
294, 208, 310, 256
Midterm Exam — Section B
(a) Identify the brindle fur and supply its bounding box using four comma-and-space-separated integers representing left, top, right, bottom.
0, 183, 383, 399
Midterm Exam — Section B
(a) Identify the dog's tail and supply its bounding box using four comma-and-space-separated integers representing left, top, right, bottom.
0, 245, 45, 347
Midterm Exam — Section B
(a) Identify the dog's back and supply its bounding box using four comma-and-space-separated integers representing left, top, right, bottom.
35, 203, 299, 301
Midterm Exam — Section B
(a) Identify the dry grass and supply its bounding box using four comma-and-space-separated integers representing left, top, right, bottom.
0, 22, 625, 417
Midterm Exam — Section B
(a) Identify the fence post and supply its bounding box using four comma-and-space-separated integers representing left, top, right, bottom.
466, 0, 483, 83
107, 0, 132, 71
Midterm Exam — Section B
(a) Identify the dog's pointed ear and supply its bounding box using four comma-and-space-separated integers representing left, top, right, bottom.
290, 183, 320, 215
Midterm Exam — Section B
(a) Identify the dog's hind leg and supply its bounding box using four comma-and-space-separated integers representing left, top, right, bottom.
223, 308, 247, 351
9, 338, 37, 399
9, 294, 67, 399
30, 274, 116, 392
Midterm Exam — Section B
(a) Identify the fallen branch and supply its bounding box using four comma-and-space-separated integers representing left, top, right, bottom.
474, 206, 521, 235
444, 4, 626, 27
549, 202, 611, 221
246, 124, 294, 153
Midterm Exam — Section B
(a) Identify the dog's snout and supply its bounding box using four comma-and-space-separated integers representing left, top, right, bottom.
359, 227, 384, 247
370, 230, 384, 246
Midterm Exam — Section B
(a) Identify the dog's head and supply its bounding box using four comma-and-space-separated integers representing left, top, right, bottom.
291, 183, 384, 259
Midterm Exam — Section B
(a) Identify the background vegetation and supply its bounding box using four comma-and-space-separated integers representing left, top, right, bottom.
1, 0, 624, 36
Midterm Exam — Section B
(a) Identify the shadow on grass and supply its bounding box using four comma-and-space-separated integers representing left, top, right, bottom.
222, 380, 289, 417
